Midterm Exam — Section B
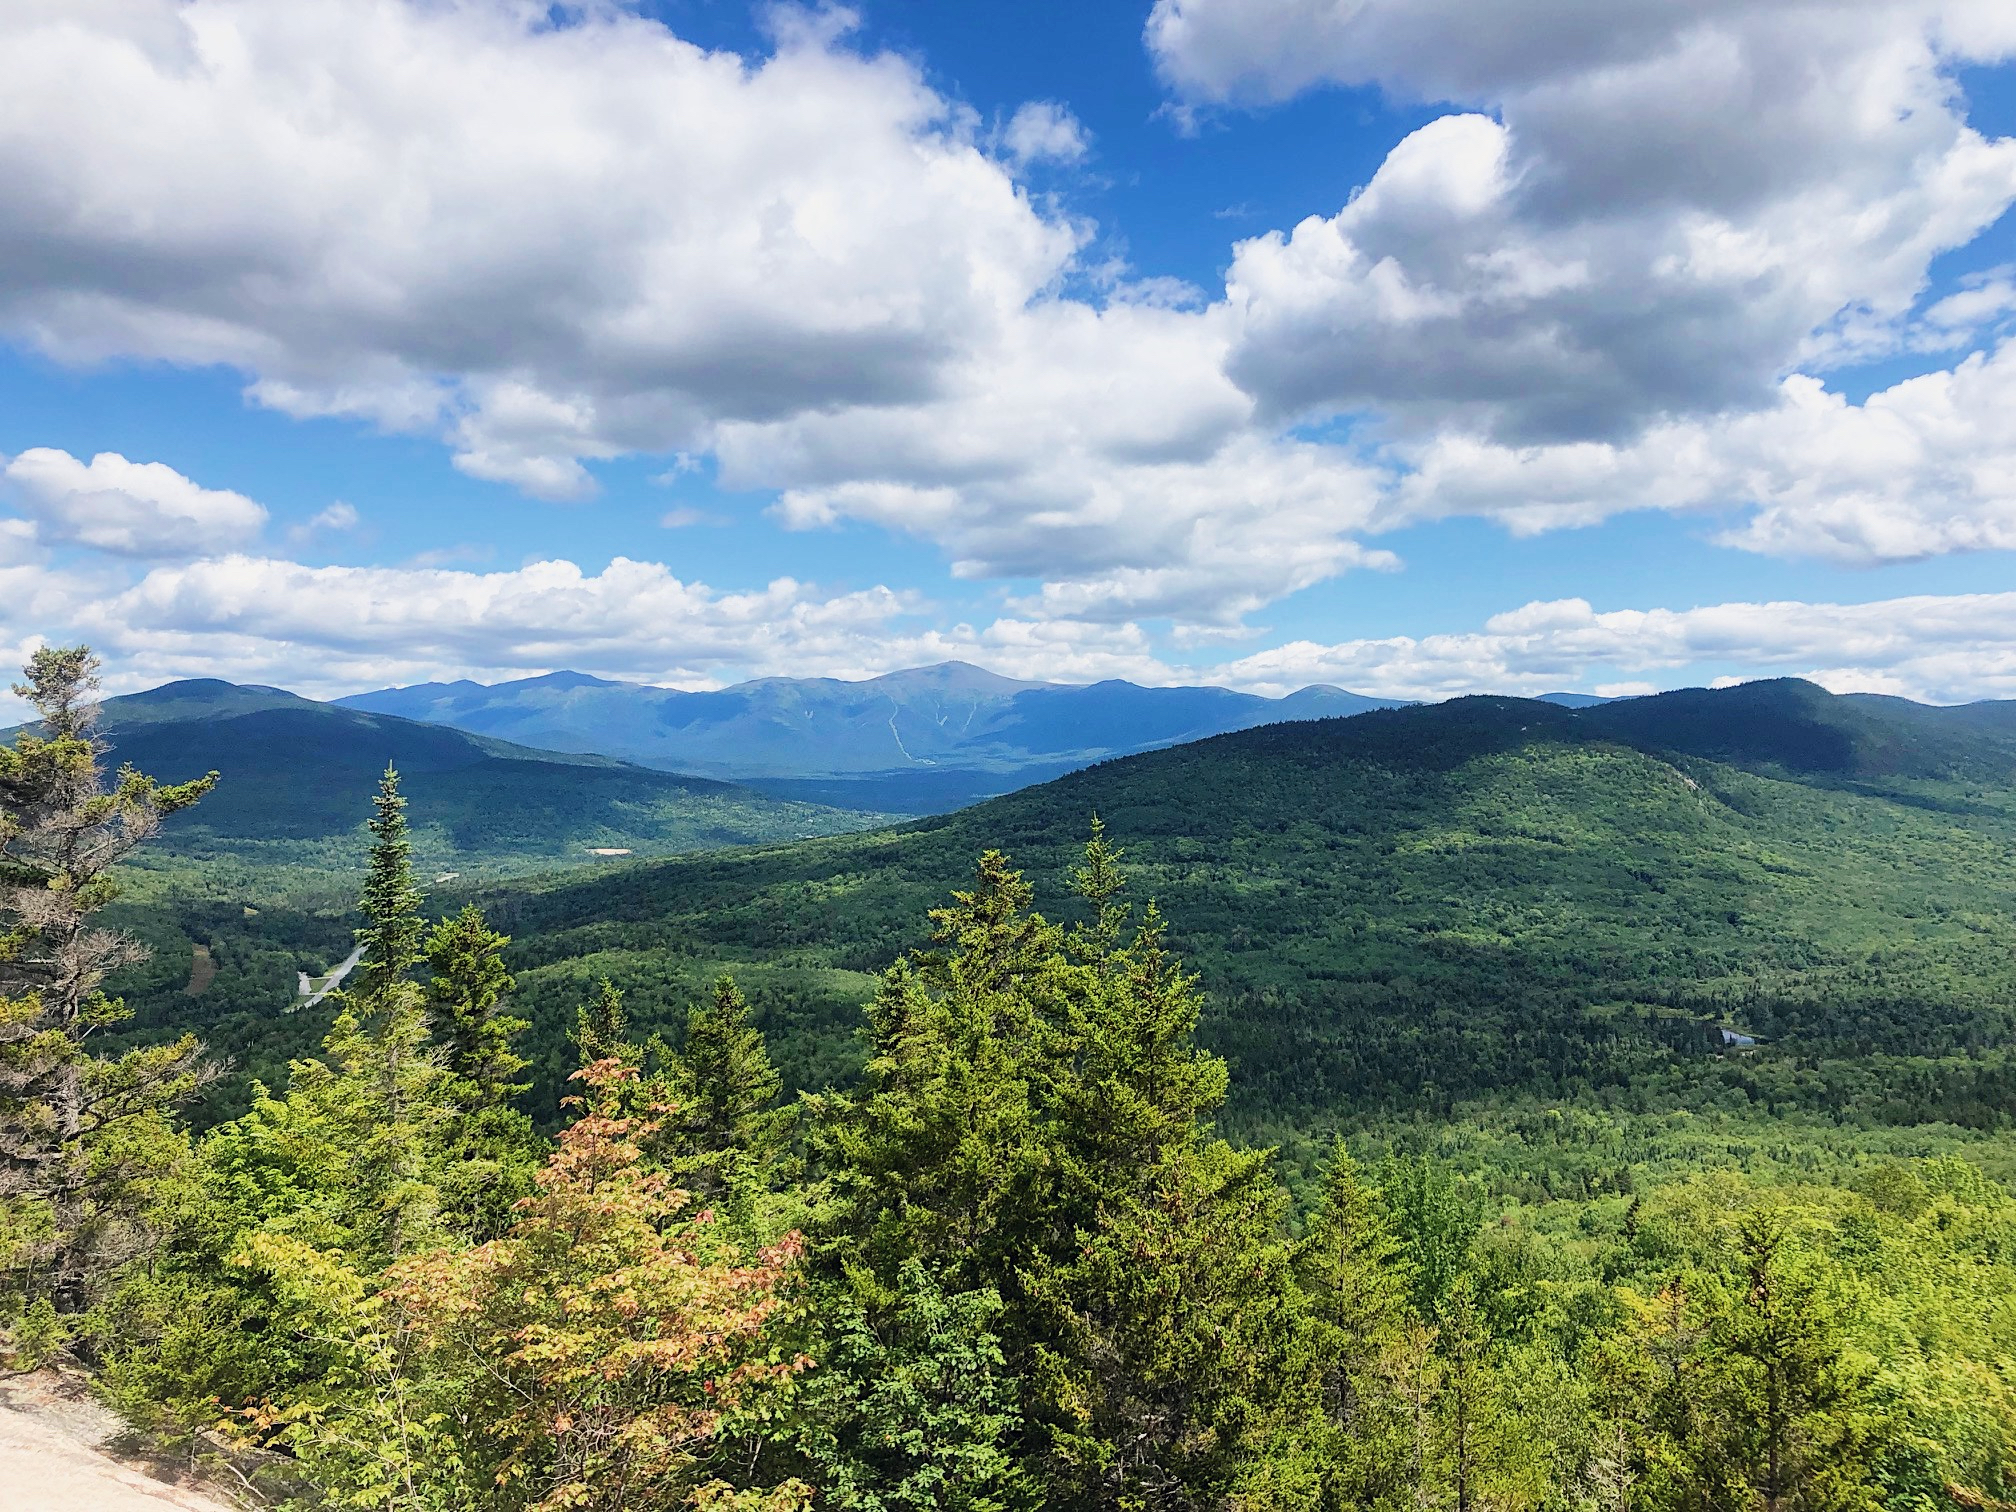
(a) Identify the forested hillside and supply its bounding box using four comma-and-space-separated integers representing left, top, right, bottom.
69, 679, 890, 865
7, 648, 2014, 1512
98, 675, 2016, 1145
453, 681, 2016, 1132
14, 679, 886, 1114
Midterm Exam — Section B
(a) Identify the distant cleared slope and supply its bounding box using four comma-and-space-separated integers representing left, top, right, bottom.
465, 680, 2016, 1124
335, 661, 1404, 789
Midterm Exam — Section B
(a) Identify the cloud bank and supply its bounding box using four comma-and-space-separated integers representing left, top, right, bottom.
0, 0, 2012, 683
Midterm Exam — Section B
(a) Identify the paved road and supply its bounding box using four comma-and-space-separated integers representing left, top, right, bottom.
296, 942, 367, 1009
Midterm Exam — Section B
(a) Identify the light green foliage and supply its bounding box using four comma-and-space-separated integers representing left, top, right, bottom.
573, 975, 631, 1067
1382, 1156, 1489, 1320
424, 901, 526, 1104
219, 1062, 812, 1512
786, 1262, 1033, 1512
0, 645, 214, 1316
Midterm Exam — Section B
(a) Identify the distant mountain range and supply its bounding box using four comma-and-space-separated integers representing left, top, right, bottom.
30, 679, 887, 868
334, 662, 1409, 809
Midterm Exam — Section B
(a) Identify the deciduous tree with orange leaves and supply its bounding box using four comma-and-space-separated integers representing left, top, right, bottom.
379, 1057, 811, 1511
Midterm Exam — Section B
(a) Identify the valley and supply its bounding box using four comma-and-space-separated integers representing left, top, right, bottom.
97, 674, 2016, 1148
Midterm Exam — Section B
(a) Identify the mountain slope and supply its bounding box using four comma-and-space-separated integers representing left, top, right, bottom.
103, 676, 2016, 1131
461, 679, 2016, 1123
62, 681, 896, 1116
65, 680, 891, 863
335, 661, 1404, 798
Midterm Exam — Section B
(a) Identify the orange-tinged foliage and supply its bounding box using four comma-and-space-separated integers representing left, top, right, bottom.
380, 1061, 811, 1511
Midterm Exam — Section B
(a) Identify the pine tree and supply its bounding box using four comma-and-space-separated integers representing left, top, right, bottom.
1033, 1134, 1299, 1507
821, 835, 1306, 1508
424, 903, 527, 1106
1031, 831, 1302, 1506
822, 850, 1065, 1302
787, 1261, 1033, 1512
287, 990, 453, 1264
1300, 1142, 1410, 1386
0, 646, 216, 1314
1707, 1213, 1876, 1512
355, 764, 422, 1001
574, 977, 632, 1067
1295, 1140, 1416, 1508
1429, 1279, 1505, 1512
423, 902, 538, 1238
1066, 813, 1128, 965
665, 974, 784, 1199
207, 772, 456, 1270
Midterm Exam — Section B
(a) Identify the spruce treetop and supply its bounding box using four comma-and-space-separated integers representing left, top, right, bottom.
356, 764, 423, 999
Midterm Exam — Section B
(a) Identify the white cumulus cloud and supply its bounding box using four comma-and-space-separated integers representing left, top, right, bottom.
1386, 336, 2016, 562
1159, 0, 2016, 443
1, 0, 2015, 641
1, 449, 267, 558
0, 0, 1079, 501
999, 101, 1090, 167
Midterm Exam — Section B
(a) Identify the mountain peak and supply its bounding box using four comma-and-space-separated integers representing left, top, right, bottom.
511, 670, 625, 691
100, 679, 317, 727
860, 661, 1052, 695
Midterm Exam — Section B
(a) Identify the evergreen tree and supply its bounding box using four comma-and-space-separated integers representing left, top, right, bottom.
355, 764, 422, 1001
0, 646, 215, 1315
1428, 1279, 1508, 1512
787, 1261, 1034, 1512
424, 902, 527, 1106
823, 837, 1307, 1508
1065, 814, 1128, 966
574, 977, 632, 1067
1295, 1141, 1416, 1508
1033, 836, 1302, 1507
665, 974, 784, 1200
1031, 1134, 1299, 1508
424, 902, 538, 1238
234, 997, 455, 1268
822, 850, 1064, 1304
1707, 1214, 1876, 1512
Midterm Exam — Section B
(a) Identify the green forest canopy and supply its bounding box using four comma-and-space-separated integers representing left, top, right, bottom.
6, 650, 2016, 1511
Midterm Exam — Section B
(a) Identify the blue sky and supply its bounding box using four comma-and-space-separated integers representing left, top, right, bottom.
2, 0, 2015, 710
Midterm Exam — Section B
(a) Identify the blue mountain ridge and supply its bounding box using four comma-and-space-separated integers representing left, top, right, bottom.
335, 661, 1407, 791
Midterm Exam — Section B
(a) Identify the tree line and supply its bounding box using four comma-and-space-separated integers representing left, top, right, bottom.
3, 648, 2014, 1511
